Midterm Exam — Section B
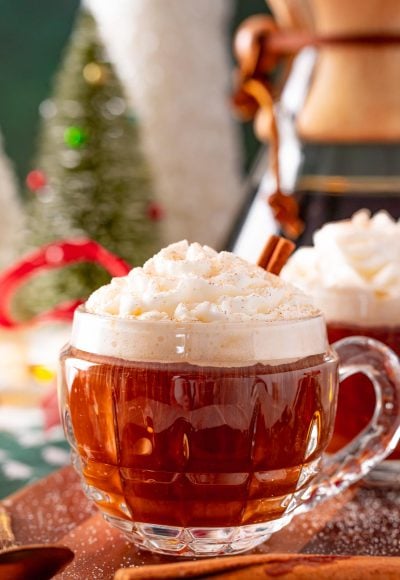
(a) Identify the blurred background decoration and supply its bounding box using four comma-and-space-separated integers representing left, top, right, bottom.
19, 9, 160, 319
86, 0, 243, 249
0, 132, 24, 270
0, 0, 268, 319
0, 1, 266, 263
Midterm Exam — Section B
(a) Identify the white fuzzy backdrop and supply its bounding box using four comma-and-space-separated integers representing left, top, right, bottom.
0, 132, 24, 269
86, 0, 243, 249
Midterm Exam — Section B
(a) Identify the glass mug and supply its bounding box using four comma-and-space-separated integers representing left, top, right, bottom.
59, 308, 400, 556
314, 288, 400, 485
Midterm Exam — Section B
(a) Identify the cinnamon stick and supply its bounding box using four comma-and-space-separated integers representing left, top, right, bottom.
0, 506, 14, 550
114, 553, 400, 579
257, 234, 295, 274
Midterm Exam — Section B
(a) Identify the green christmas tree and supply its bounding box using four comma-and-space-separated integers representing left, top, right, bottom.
19, 9, 161, 319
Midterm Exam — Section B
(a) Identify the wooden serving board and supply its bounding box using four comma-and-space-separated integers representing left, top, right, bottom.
2, 466, 400, 579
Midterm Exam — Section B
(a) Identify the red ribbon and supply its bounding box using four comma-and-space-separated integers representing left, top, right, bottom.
0, 239, 131, 328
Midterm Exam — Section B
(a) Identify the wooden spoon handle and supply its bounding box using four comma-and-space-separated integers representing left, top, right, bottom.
115, 553, 400, 580
0, 544, 74, 580
0, 506, 15, 551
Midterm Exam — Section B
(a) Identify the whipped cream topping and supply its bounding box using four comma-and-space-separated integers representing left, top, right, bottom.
86, 240, 319, 323
282, 211, 400, 325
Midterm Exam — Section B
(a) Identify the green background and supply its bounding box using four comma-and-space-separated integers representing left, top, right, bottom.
0, 0, 80, 184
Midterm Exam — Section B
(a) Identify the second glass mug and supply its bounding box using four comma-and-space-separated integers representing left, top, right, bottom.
314, 288, 400, 485
59, 309, 400, 556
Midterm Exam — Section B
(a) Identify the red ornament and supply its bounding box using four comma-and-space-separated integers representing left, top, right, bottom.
0, 239, 131, 329
26, 170, 47, 192
147, 201, 165, 221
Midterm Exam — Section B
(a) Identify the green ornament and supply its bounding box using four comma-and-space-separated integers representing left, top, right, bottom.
64, 126, 87, 148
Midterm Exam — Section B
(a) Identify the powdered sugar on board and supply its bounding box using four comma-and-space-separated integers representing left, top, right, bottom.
2, 466, 95, 545
303, 486, 400, 556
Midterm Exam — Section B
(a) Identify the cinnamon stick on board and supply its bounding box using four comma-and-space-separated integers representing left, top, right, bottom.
114, 553, 400, 580
257, 234, 295, 275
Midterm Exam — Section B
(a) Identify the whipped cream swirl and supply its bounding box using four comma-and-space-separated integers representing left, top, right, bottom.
86, 240, 318, 322
283, 211, 400, 296
282, 211, 400, 325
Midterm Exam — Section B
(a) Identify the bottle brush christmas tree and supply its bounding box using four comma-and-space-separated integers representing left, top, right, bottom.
19, 9, 161, 319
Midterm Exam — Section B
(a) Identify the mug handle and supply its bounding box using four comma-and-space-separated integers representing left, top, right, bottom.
300, 336, 400, 511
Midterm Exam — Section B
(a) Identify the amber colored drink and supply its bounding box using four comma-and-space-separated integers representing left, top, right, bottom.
327, 323, 400, 460
61, 347, 337, 528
